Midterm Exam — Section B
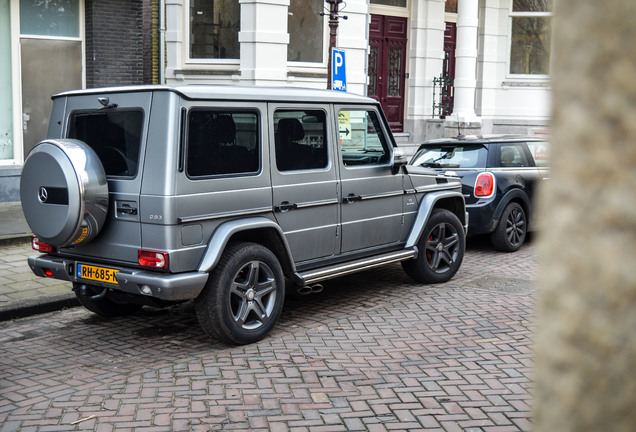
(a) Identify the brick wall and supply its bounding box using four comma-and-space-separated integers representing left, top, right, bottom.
85, 0, 157, 88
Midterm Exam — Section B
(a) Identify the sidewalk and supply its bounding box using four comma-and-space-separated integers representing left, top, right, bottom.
0, 202, 78, 321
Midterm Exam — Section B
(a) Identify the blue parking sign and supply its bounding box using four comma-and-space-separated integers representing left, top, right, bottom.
332, 49, 347, 92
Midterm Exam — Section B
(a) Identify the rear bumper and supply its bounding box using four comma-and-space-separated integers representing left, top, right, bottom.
466, 202, 498, 235
27, 255, 209, 301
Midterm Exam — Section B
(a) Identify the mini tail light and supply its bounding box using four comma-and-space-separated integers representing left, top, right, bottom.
474, 172, 495, 198
138, 250, 169, 269
44, 268, 54, 277
32, 236, 56, 253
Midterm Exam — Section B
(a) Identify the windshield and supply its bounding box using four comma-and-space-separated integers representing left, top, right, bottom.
411, 144, 487, 169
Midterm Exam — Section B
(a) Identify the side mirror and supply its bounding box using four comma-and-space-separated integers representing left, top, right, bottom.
391, 147, 408, 175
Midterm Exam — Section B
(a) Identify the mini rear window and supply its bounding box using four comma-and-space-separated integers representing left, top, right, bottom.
68, 109, 143, 177
411, 144, 487, 169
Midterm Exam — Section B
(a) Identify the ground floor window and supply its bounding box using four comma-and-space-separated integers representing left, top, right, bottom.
190, 0, 240, 59
19, 0, 80, 37
288, 0, 323, 63
509, 0, 552, 76
370, 0, 406, 7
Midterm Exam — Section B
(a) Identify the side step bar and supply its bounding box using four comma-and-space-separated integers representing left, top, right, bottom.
294, 248, 417, 286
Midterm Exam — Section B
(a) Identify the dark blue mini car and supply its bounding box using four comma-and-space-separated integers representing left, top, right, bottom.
409, 136, 549, 251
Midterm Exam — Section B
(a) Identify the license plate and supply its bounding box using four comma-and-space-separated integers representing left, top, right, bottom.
77, 263, 119, 285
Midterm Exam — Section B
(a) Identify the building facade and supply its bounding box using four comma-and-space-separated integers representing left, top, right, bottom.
164, 0, 552, 150
0, 0, 551, 203
0, 0, 157, 203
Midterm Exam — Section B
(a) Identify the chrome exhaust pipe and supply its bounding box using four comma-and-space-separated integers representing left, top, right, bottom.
296, 284, 324, 295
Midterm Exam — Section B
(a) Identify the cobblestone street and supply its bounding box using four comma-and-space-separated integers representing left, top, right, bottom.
0, 238, 537, 431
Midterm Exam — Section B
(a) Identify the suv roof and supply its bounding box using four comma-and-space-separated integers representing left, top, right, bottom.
53, 84, 376, 105
423, 134, 546, 145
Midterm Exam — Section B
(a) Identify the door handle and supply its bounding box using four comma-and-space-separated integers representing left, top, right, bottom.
274, 201, 297, 212
117, 203, 137, 215
22, 113, 30, 131
343, 194, 362, 204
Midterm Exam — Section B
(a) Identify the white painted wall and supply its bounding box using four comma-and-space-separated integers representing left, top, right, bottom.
163, 0, 551, 139
477, 0, 552, 133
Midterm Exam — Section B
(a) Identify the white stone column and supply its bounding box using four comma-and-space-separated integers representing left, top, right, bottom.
332, 0, 369, 96
238, 0, 290, 86
451, 0, 480, 123
405, 0, 446, 142
164, 0, 184, 82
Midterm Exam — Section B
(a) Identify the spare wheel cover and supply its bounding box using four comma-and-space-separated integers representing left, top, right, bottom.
20, 139, 108, 247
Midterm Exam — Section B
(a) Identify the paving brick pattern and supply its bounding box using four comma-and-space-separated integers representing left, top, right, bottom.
0, 238, 537, 431
0, 239, 69, 307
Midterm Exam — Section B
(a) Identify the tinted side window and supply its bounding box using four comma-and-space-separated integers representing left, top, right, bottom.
187, 109, 259, 177
68, 109, 143, 177
527, 141, 549, 167
499, 144, 531, 167
274, 110, 328, 171
339, 109, 390, 167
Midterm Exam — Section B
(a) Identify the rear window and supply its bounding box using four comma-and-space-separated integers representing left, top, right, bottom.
68, 109, 143, 177
411, 144, 487, 169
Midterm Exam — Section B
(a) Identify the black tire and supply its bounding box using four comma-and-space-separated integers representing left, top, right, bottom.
195, 242, 285, 345
402, 209, 465, 284
491, 202, 527, 252
74, 284, 142, 317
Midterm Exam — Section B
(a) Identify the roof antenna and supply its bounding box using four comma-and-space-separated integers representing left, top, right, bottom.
456, 114, 465, 140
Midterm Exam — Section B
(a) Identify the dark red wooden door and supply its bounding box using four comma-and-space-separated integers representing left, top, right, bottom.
368, 15, 407, 132
442, 22, 457, 118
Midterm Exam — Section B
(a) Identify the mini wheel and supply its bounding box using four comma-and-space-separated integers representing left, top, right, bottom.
195, 242, 285, 345
402, 209, 465, 284
491, 202, 527, 252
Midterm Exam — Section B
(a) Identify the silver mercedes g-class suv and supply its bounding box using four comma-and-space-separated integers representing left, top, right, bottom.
21, 85, 467, 344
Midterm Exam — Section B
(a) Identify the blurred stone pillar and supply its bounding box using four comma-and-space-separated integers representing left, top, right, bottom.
450, 0, 479, 123
534, 1, 636, 432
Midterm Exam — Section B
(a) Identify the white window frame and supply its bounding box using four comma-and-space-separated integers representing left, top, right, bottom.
1, 1, 21, 166
185, 0, 241, 66
286, 0, 328, 68
507, 1, 552, 80
2, 0, 85, 167
369, 0, 410, 18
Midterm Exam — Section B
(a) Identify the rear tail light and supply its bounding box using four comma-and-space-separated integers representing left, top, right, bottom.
474, 172, 495, 198
32, 236, 56, 253
138, 250, 169, 269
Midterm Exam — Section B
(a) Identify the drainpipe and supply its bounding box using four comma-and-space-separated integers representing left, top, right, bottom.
159, 0, 165, 84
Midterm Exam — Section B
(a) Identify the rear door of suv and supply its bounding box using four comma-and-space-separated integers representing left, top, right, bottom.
269, 103, 339, 263
53, 90, 152, 266
175, 100, 271, 271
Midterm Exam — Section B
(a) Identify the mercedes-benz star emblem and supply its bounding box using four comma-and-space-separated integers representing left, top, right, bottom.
38, 186, 48, 203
